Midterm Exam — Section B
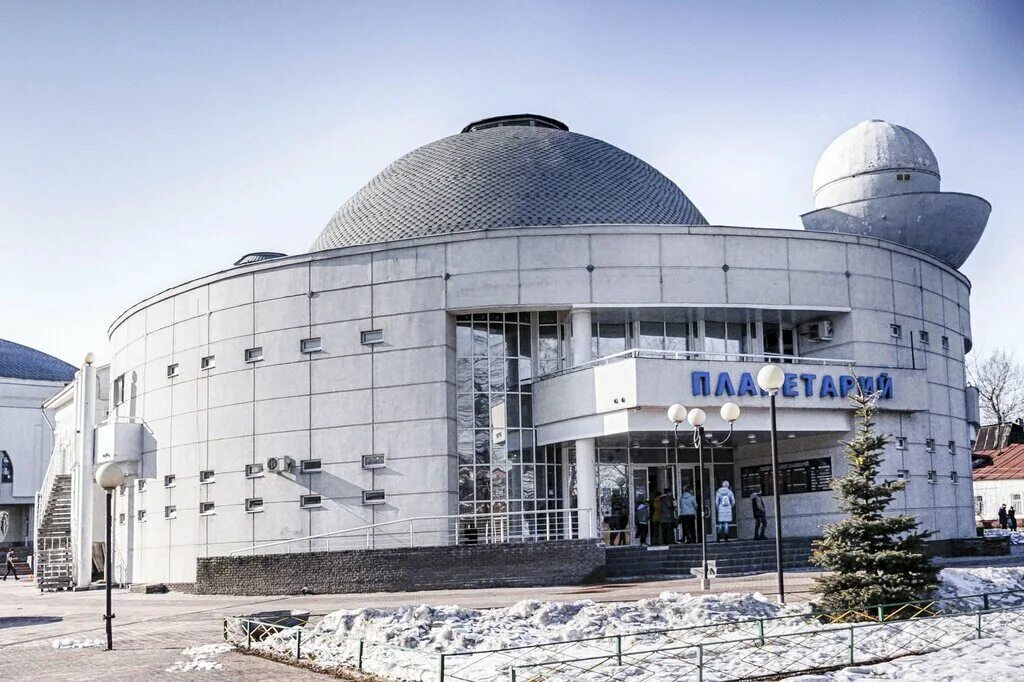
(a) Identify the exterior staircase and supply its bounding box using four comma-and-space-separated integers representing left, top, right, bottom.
35, 474, 74, 591
605, 537, 817, 580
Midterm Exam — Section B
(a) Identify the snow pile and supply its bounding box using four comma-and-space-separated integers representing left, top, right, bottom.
983, 528, 1024, 544
165, 643, 232, 673
51, 638, 103, 649
935, 566, 1024, 603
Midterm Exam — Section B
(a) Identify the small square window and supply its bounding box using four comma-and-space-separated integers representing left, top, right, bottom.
927, 470, 937, 484
137, 509, 147, 522
164, 474, 176, 488
245, 347, 264, 363
919, 330, 930, 344
925, 438, 935, 453
199, 470, 215, 484
300, 337, 322, 354
950, 471, 960, 485
896, 469, 909, 480
300, 459, 322, 474
137, 479, 147, 492
164, 505, 177, 519
118, 484, 126, 497
948, 440, 957, 455
167, 363, 179, 378
941, 336, 950, 350
245, 463, 264, 478
245, 497, 264, 513
895, 437, 907, 450
362, 454, 386, 469
361, 329, 384, 345
199, 502, 216, 516
362, 490, 386, 505
201, 355, 216, 370
300, 494, 322, 509
890, 324, 902, 339
118, 513, 126, 525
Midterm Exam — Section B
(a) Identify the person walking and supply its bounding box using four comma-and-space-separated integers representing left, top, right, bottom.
660, 489, 677, 544
678, 486, 698, 544
751, 491, 768, 540
3, 548, 18, 581
651, 493, 663, 545
999, 503, 1009, 530
715, 481, 736, 542
1010, 507, 1018, 532
635, 499, 651, 545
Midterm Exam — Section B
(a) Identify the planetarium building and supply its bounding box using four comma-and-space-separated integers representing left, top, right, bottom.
39, 115, 990, 589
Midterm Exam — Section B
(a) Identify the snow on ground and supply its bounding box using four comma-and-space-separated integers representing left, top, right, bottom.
249, 566, 1024, 681
51, 638, 103, 649
793, 636, 1024, 681
984, 528, 1024, 545
165, 643, 233, 673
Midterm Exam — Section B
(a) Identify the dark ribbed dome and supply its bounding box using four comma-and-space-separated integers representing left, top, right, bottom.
311, 123, 707, 251
0, 339, 75, 382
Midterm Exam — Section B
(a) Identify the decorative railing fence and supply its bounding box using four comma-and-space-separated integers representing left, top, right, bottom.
223, 589, 1024, 682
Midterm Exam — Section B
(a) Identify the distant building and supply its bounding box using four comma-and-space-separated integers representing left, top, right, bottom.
0, 339, 74, 547
40, 115, 990, 589
972, 421, 1024, 523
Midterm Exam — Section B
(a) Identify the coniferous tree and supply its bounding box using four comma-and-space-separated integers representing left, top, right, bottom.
810, 389, 939, 612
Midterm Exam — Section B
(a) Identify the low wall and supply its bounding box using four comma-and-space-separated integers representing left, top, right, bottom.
926, 536, 1011, 558
195, 539, 606, 596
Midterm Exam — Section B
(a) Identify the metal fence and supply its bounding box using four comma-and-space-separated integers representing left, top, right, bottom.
223, 589, 1024, 682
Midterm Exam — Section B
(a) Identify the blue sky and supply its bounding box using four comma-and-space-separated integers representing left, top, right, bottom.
1, 1, 1022, 366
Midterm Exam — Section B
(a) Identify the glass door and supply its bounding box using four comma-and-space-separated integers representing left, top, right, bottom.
680, 464, 714, 540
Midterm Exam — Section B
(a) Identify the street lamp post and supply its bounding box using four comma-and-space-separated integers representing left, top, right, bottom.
757, 364, 787, 604
94, 462, 125, 651
667, 402, 741, 590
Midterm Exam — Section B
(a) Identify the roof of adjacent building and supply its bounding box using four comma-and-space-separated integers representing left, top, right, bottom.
311, 119, 708, 252
0, 339, 76, 383
974, 444, 1024, 481
812, 119, 939, 196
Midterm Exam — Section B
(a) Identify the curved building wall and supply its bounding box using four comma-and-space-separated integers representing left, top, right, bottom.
106, 224, 977, 584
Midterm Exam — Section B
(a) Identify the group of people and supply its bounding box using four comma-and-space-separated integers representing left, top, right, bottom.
634, 481, 769, 545
998, 504, 1018, 531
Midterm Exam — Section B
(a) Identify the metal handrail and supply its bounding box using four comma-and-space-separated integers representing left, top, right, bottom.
535, 348, 854, 381
229, 507, 594, 556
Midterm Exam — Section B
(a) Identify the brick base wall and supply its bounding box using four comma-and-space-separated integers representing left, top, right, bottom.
195, 540, 606, 596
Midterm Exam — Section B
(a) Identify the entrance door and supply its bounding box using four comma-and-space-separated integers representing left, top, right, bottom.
630, 466, 676, 544
680, 464, 714, 540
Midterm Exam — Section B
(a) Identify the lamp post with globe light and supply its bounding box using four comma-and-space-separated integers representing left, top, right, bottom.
667, 401, 741, 590
756, 364, 787, 603
94, 462, 125, 650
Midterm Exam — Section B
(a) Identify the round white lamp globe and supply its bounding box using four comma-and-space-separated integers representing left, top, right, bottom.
757, 364, 785, 393
84, 352, 96, 365
667, 403, 687, 425
94, 462, 126, 491
687, 408, 707, 427
720, 402, 741, 423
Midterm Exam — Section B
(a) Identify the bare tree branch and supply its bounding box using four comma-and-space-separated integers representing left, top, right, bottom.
967, 349, 1024, 425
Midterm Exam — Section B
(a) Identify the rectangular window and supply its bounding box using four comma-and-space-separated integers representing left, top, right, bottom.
948, 440, 956, 455
898, 469, 910, 482
300, 494, 322, 509
1012, 494, 1021, 511
118, 513, 126, 525
895, 437, 907, 450
927, 470, 937, 484
118, 484, 126, 497
299, 459, 322, 473
362, 453, 386, 469
199, 502, 216, 516
919, 330, 930, 344
245, 347, 264, 363
300, 337, 322, 353
361, 329, 384, 345
201, 355, 216, 370
245, 463, 264, 478
362, 490, 386, 505
113, 375, 126, 405
950, 471, 959, 485
164, 474, 176, 488
941, 336, 950, 350
890, 324, 902, 339
925, 438, 936, 453
245, 497, 264, 513
975, 496, 984, 516
137, 509, 147, 522
166, 363, 179, 378
137, 479, 147, 492
164, 505, 177, 519
199, 470, 215, 484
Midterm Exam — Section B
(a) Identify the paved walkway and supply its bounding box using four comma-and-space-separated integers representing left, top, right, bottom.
1, 550, 1020, 680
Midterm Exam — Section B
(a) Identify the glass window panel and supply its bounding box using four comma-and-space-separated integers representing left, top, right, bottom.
503, 325, 518, 359
509, 465, 522, 499
539, 311, 557, 325
456, 323, 472, 358
474, 394, 489, 428
666, 322, 689, 352
519, 327, 532, 358
489, 356, 505, 392
489, 312, 504, 321
522, 439, 535, 463
521, 465, 535, 498
597, 323, 626, 357
459, 467, 474, 501
475, 467, 491, 501
782, 327, 797, 357
458, 431, 474, 465
726, 323, 747, 358
457, 394, 474, 429
459, 502, 474, 516
474, 430, 490, 464
475, 502, 491, 514
518, 358, 532, 384
506, 359, 520, 391
507, 429, 522, 463
639, 321, 665, 350
507, 394, 521, 427
455, 358, 472, 393
473, 359, 488, 391
489, 322, 505, 357
521, 397, 533, 427
536, 465, 548, 500
472, 322, 488, 357
764, 323, 781, 357
704, 321, 727, 359
491, 467, 508, 500
492, 442, 508, 466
